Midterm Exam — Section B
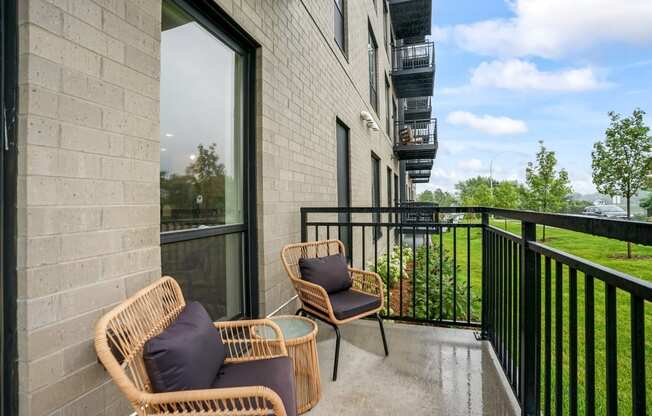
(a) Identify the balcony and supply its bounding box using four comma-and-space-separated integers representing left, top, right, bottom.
405, 158, 434, 171
394, 118, 438, 160
401, 96, 432, 120
391, 42, 435, 98
409, 169, 431, 180
308, 320, 518, 415
388, 0, 432, 40
300, 206, 652, 416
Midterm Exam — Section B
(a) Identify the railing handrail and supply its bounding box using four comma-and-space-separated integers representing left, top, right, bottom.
301, 206, 652, 246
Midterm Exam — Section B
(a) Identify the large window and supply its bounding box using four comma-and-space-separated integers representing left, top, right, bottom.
385, 76, 391, 136
372, 154, 381, 239
160, 0, 255, 320
336, 120, 351, 255
334, 0, 346, 54
368, 26, 378, 113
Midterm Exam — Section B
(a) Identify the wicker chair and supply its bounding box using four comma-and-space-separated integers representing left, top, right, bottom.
95, 276, 292, 415
281, 239, 388, 381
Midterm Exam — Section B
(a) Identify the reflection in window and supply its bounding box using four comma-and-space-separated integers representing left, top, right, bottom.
368, 26, 378, 112
160, 1, 243, 232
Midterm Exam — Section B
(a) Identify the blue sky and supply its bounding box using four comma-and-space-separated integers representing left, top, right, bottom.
422, 0, 652, 194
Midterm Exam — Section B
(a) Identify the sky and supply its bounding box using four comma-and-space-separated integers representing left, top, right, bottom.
421, 0, 652, 195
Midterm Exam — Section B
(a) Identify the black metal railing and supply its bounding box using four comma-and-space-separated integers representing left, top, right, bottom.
409, 169, 431, 179
405, 158, 434, 171
394, 118, 437, 146
402, 96, 431, 114
392, 41, 434, 72
300, 206, 652, 416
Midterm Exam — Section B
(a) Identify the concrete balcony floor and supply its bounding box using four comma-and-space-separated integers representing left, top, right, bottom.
305, 319, 519, 416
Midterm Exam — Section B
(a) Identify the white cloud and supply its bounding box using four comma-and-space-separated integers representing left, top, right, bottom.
470, 59, 605, 92
447, 110, 528, 135
458, 158, 483, 170
447, 0, 652, 58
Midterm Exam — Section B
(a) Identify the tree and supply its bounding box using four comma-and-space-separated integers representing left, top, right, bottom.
417, 190, 435, 203
455, 176, 496, 207
592, 109, 652, 257
493, 181, 522, 209
432, 188, 457, 207
640, 193, 652, 217
525, 141, 573, 241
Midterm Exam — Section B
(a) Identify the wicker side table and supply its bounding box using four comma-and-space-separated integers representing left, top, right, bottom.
257, 315, 321, 414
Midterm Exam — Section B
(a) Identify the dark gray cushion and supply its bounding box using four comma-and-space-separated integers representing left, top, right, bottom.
299, 254, 351, 294
212, 357, 297, 416
329, 290, 381, 320
144, 301, 225, 393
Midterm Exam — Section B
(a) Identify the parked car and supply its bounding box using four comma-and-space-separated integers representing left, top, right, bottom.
582, 205, 628, 219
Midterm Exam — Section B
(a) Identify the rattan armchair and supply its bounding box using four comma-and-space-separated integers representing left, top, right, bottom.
95, 276, 291, 415
281, 239, 388, 381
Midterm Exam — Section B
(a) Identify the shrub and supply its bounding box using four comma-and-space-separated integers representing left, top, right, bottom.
368, 245, 413, 288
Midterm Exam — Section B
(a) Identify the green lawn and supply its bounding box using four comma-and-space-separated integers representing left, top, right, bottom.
437, 219, 652, 415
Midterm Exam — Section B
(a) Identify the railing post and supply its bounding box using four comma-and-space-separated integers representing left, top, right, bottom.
481, 211, 489, 339
520, 221, 540, 415
300, 208, 307, 243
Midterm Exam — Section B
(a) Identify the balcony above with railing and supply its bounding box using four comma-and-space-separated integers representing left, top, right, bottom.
411, 177, 429, 183
391, 42, 435, 98
388, 0, 432, 40
394, 118, 438, 160
405, 158, 434, 171
401, 96, 432, 120
409, 169, 431, 180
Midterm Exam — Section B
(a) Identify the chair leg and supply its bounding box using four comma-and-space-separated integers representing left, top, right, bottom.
332, 326, 341, 381
295, 308, 304, 316
376, 313, 389, 356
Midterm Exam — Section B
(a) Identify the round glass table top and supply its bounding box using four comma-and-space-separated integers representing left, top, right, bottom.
257, 315, 316, 340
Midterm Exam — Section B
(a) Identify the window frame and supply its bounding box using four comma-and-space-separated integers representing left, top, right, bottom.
371, 153, 382, 239
334, 0, 347, 55
368, 23, 378, 113
159, 0, 260, 318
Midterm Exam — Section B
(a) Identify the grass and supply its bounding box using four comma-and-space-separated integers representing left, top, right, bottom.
435, 218, 652, 415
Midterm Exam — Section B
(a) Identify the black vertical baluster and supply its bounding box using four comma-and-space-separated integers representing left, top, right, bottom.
481, 213, 489, 339
399, 224, 403, 317
412, 226, 416, 320
506, 238, 512, 380
544, 256, 552, 416
374, 223, 378, 280
498, 235, 504, 364
439, 225, 443, 322
466, 226, 471, 324
453, 226, 457, 323
569, 268, 578, 416
585, 275, 595, 416
512, 240, 518, 388
326, 225, 330, 240
362, 226, 366, 271
426, 224, 430, 320
555, 261, 563, 416
315, 225, 319, 242
605, 284, 617, 416
630, 294, 645, 416
535, 252, 542, 411
520, 222, 539, 415
386, 225, 390, 313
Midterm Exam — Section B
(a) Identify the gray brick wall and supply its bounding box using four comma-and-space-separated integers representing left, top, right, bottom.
16, 0, 161, 414
16, 0, 411, 414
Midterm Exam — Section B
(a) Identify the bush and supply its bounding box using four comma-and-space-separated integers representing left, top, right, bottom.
368, 245, 413, 288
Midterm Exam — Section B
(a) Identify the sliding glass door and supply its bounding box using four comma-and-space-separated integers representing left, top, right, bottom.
160, 0, 257, 320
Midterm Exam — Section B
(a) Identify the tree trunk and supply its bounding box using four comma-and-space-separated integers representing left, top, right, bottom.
542, 225, 546, 242
627, 195, 632, 258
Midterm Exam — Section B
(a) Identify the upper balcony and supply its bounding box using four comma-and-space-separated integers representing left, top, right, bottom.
409, 169, 431, 180
394, 118, 438, 160
391, 42, 435, 98
405, 158, 434, 171
401, 96, 432, 121
388, 0, 432, 40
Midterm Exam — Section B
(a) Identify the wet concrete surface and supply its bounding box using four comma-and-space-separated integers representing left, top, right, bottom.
305, 319, 519, 416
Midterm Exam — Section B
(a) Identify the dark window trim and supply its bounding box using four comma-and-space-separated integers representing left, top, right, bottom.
1, 0, 18, 413
336, 118, 352, 257
368, 22, 378, 114
334, 0, 347, 57
384, 74, 391, 137
160, 0, 260, 318
371, 153, 382, 239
